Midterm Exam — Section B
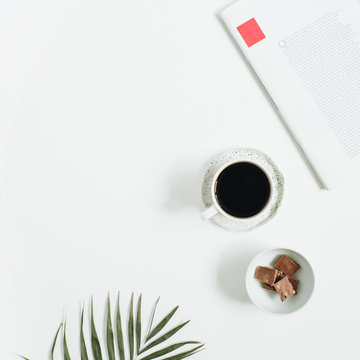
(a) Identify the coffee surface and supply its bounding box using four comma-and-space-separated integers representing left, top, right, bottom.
215, 162, 271, 218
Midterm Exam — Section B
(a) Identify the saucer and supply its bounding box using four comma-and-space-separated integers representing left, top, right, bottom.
201, 148, 284, 231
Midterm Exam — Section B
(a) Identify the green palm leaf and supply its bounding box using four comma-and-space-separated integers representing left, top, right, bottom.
18, 293, 203, 360
136, 294, 142, 354
139, 321, 190, 354
106, 295, 115, 360
146, 297, 159, 340
116, 293, 126, 360
139, 342, 200, 360
91, 298, 103, 360
160, 344, 204, 360
128, 293, 134, 360
63, 324, 71, 360
51, 323, 63, 360
80, 306, 89, 360
145, 306, 179, 342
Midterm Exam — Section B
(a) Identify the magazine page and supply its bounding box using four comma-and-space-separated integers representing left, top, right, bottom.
220, 0, 360, 189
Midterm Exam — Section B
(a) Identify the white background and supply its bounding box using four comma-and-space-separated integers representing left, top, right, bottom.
1, 1, 360, 359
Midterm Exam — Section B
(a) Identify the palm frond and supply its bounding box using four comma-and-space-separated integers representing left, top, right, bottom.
106, 295, 116, 360
116, 293, 126, 360
63, 324, 71, 360
139, 342, 200, 360
135, 294, 142, 354
145, 306, 179, 342
51, 323, 63, 360
90, 298, 103, 360
139, 321, 190, 354
160, 344, 205, 360
80, 306, 89, 360
128, 293, 134, 360
145, 297, 159, 340
19, 293, 203, 360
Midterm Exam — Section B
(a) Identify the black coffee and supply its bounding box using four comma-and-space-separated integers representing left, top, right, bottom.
215, 162, 271, 218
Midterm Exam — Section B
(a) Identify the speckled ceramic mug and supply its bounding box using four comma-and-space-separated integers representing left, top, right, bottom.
201, 148, 284, 231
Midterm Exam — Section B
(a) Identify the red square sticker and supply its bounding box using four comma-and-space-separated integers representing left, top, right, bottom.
237, 18, 265, 47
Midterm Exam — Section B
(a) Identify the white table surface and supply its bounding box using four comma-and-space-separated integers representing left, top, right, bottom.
1, 1, 360, 359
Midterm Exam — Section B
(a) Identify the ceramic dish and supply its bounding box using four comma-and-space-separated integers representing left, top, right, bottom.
246, 248, 315, 315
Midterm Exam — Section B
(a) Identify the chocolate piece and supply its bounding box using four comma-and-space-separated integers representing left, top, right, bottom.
275, 270, 283, 282
262, 283, 276, 291
288, 278, 299, 293
274, 255, 300, 277
255, 266, 278, 286
274, 277, 296, 302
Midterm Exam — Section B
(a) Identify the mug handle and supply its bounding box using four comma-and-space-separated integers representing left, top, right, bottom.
202, 205, 218, 220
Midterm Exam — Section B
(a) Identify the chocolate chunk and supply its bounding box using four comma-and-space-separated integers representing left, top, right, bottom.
255, 266, 278, 286
274, 255, 300, 277
275, 270, 283, 282
288, 278, 299, 293
274, 277, 296, 302
262, 283, 276, 291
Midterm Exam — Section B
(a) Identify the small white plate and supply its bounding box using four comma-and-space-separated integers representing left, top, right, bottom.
246, 248, 315, 315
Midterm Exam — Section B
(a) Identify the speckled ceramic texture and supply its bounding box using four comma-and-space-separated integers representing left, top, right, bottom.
202, 148, 284, 231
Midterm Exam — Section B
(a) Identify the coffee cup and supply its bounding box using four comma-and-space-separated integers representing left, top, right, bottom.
201, 148, 284, 231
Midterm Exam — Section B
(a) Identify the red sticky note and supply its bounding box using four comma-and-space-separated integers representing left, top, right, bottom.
237, 18, 265, 47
